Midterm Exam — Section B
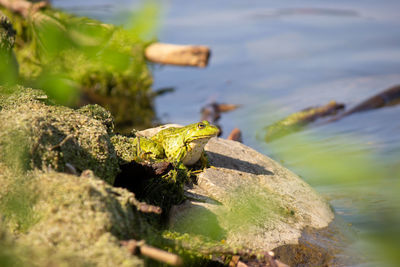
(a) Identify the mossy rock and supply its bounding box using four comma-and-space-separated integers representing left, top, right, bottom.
20, 171, 147, 266
0, 219, 93, 267
0, 164, 148, 266
0, 86, 119, 184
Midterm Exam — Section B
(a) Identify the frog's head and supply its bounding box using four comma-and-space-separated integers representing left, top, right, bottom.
183, 120, 219, 143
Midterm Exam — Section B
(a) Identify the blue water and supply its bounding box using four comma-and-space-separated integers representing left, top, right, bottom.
54, 0, 400, 264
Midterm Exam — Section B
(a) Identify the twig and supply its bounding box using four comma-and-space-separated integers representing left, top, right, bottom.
48, 134, 74, 150
121, 239, 183, 266
137, 202, 162, 214
127, 195, 162, 215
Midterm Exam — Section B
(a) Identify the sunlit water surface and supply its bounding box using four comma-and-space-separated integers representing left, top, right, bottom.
54, 0, 400, 264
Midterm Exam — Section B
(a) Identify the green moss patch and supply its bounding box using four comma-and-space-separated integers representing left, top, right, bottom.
0, 87, 119, 184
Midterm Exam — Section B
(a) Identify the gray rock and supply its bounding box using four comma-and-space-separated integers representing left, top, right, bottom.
170, 137, 334, 248
140, 125, 354, 266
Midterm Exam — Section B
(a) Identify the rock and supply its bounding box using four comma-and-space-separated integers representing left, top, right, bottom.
0, 166, 149, 266
167, 136, 343, 265
0, 87, 119, 184
138, 124, 348, 265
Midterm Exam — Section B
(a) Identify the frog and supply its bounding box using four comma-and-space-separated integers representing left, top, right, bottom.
150, 120, 219, 166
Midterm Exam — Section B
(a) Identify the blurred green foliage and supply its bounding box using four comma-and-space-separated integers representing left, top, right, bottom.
1, 1, 159, 131
268, 134, 400, 266
0, 13, 18, 85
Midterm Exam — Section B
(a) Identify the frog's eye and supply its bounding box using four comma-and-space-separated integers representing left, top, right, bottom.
198, 122, 206, 129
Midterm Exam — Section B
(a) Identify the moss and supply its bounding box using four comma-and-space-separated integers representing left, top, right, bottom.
77, 104, 115, 134
0, 175, 40, 233
142, 168, 187, 212
0, 166, 148, 266
0, 224, 95, 267
161, 230, 233, 266
19, 171, 147, 265
0, 87, 119, 184
0, 85, 51, 109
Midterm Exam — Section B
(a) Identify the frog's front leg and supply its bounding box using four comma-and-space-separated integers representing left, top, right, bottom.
199, 151, 211, 168
190, 152, 212, 175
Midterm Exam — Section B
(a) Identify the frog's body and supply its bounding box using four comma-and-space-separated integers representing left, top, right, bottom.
150, 121, 219, 166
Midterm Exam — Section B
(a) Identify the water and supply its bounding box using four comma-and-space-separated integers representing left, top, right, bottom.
53, 0, 400, 264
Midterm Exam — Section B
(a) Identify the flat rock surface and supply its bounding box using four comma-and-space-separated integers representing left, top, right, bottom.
169, 137, 334, 251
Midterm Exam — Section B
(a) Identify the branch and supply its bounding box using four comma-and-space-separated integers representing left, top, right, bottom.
145, 43, 210, 67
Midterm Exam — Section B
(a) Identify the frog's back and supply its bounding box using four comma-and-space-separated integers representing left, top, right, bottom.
151, 126, 186, 161
151, 126, 185, 144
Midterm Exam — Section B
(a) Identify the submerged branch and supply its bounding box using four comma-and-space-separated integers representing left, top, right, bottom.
264, 84, 400, 142
265, 101, 345, 142
327, 84, 400, 123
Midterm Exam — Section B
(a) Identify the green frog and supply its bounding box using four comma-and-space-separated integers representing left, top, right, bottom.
148, 120, 219, 166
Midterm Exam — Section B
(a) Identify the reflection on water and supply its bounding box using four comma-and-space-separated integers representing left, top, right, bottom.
54, 0, 400, 265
